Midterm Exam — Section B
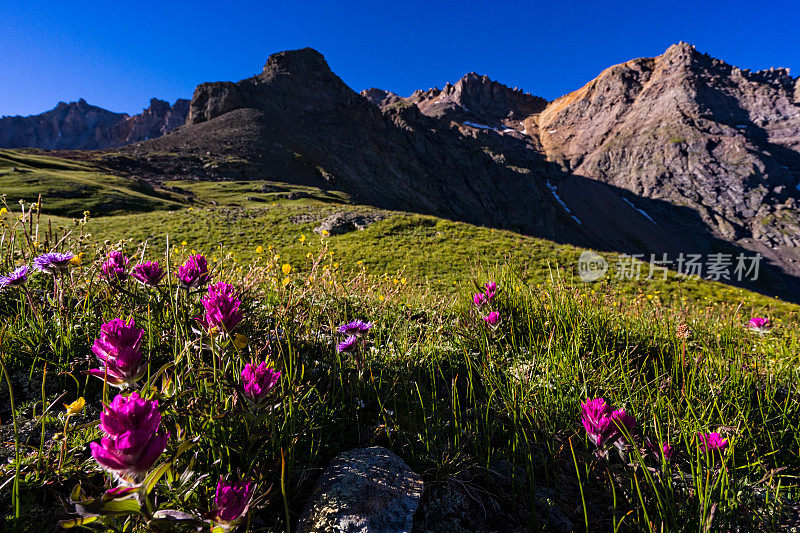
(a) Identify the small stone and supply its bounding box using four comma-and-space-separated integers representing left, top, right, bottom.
297, 446, 424, 533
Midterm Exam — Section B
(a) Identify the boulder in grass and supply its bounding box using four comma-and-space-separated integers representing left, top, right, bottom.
313, 212, 385, 235
297, 446, 424, 533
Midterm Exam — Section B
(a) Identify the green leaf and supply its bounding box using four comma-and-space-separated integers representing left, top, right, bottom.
100, 497, 142, 514
59, 516, 99, 528
142, 461, 172, 496
101, 485, 141, 502
70, 483, 85, 502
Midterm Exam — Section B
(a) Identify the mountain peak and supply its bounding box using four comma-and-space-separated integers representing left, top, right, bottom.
260, 47, 331, 79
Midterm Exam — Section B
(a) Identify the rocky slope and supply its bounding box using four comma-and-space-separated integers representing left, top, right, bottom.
0, 98, 189, 150
537, 42, 800, 276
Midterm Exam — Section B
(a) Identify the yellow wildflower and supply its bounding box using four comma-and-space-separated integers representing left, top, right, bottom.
256, 246, 264, 254
181, 240, 187, 246
378, 295, 385, 301
69, 253, 85, 266
401, 278, 407, 285
282, 264, 292, 275
321, 229, 330, 236
64, 397, 85, 416
282, 277, 291, 286
0, 207, 7, 215
299, 234, 306, 243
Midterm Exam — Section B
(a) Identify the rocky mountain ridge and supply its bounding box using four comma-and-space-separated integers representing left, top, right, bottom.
0, 97, 189, 150
5, 44, 799, 300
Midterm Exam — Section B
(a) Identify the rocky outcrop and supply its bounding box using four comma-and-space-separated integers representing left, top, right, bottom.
109, 98, 190, 145
297, 447, 424, 533
0, 98, 188, 150
360, 88, 404, 109
366, 73, 547, 129
537, 41, 800, 261
313, 212, 387, 235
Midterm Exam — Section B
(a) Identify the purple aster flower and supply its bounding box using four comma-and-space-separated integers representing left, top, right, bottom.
89, 392, 168, 478
86, 318, 146, 388
32, 251, 74, 274
213, 477, 254, 524
198, 282, 244, 333
473, 292, 487, 308
482, 311, 500, 327
176, 254, 211, 289
241, 362, 281, 402
699, 432, 728, 453
131, 261, 165, 287
101, 251, 129, 283
746, 317, 771, 334
338, 320, 373, 336
0, 265, 29, 290
337, 335, 358, 353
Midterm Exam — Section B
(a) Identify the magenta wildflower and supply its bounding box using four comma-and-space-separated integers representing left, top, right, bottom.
176, 254, 211, 289
89, 392, 168, 478
0, 265, 29, 290
699, 432, 728, 453
131, 261, 166, 287
87, 318, 146, 388
482, 311, 500, 327
746, 317, 771, 334
101, 251, 129, 283
581, 398, 636, 449
241, 362, 281, 402
473, 292, 487, 308
32, 252, 74, 274
484, 281, 497, 300
337, 335, 358, 353
338, 320, 373, 336
646, 437, 675, 461
198, 282, 244, 333
213, 477, 254, 524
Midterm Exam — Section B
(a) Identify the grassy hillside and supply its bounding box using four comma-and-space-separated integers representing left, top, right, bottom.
0, 149, 184, 216
76, 202, 795, 316
1, 224, 798, 530
1, 152, 800, 531
1, 149, 797, 315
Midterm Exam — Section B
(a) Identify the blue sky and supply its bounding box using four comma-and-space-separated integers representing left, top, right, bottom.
2, 0, 799, 116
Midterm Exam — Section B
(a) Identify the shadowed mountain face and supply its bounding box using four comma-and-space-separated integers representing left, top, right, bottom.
0, 98, 189, 150
120, 49, 570, 242
360, 43, 800, 296
9, 45, 800, 300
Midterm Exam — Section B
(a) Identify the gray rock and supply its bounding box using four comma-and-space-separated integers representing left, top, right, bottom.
297, 446, 424, 533
313, 212, 386, 236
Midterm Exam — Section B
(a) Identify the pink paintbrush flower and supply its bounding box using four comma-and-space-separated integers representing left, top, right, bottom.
89, 392, 168, 478
482, 311, 500, 327
87, 318, 146, 388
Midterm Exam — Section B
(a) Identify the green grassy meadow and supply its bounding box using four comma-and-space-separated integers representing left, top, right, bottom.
1, 149, 799, 531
